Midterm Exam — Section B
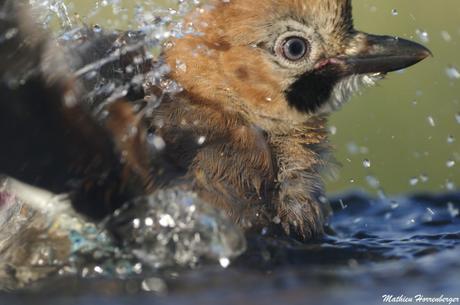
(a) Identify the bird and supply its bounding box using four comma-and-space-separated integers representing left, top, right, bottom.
0, 0, 431, 240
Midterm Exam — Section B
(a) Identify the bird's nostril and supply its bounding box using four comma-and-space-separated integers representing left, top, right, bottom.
313, 58, 343, 71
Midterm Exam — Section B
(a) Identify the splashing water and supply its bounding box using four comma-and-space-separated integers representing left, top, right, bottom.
0, 179, 245, 290
0, 0, 248, 290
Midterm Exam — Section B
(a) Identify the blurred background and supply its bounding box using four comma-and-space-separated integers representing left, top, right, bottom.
58, 0, 460, 196
329, 0, 460, 196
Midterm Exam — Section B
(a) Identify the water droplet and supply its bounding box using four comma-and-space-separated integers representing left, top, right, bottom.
409, 177, 419, 186
272, 216, 281, 224
446, 66, 460, 80
416, 29, 429, 43
63, 92, 77, 107
447, 202, 459, 218
133, 218, 141, 229
147, 134, 166, 151
329, 125, 337, 135
441, 30, 452, 42
94, 266, 104, 274
427, 116, 436, 127
447, 135, 455, 144
175, 59, 187, 73
362, 159, 371, 168
142, 277, 167, 293
391, 9, 398, 16
144, 217, 154, 227
219, 257, 230, 268
92, 24, 102, 32
133, 263, 143, 274
420, 174, 429, 183
158, 214, 176, 227
446, 160, 456, 168
0, 28, 18, 43
446, 180, 455, 191
366, 176, 380, 189
197, 136, 206, 145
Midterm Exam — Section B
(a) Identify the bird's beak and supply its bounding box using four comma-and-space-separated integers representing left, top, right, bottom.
318, 33, 432, 76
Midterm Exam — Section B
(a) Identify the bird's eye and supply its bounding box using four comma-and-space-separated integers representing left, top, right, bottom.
281, 37, 309, 61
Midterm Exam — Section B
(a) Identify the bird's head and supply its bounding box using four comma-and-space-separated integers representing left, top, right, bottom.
165, 0, 431, 127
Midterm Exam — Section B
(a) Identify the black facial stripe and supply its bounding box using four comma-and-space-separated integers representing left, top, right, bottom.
285, 71, 340, 113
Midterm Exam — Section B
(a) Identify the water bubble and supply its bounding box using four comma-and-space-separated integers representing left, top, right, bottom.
447, 135, 455, 144
446, 160, 456, 168
391, 9, 398, 16
455, 113, 460, 124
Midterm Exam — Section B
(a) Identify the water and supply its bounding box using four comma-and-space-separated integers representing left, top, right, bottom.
1, 191, 460, 304
0, 180, 246, 290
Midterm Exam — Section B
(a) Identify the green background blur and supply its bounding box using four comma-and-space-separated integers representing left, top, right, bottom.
63, 0, 460, 196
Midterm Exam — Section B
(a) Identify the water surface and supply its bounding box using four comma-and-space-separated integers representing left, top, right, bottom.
2, 191, 459, 305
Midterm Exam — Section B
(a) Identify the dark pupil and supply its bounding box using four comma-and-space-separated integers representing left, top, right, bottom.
283, 38, 306, 60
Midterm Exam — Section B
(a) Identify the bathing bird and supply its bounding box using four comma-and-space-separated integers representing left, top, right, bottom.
0, 0, 430, 239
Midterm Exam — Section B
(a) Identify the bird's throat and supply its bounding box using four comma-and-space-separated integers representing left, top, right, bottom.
285, 71, 341, 114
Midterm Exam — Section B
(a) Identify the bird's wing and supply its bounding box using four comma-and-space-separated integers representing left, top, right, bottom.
0, 0, 160, 219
